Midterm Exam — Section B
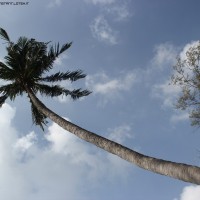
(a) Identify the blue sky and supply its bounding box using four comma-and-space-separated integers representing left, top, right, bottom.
0, 0, 200, 199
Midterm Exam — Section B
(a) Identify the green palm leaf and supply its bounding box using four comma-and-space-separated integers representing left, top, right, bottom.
34, 83, 91, 99
30, 100, 48, 130
33, 83, 64, 97
0, 95, 8, 107
0, 62, 16, 81
39, 70, 86, 82
67, 89, 91, 100
0, 83, 23, 100
38, 42, 72, 74
0, 28, 10, 42
59, 42, 72, 54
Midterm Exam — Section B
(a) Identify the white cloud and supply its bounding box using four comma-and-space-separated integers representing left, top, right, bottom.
177, 41, 200, 78
179, 40, 200, 61
88, 72, 136, 94
152, 80, 181, 108
47, 0, 62, 8
0, 103, 16, 126
152, 43, 178, 68
170, 112, 189, 123
85, 0, 115, 5
176, 185, 200, 200
85, 0, 132, 21
57, 94, 71, 103
55, 81, 73, 103
45, 117, 84, 156
108, 124, 133, 143
86, 71, 137, 105
105, 3, 132, 21
0, 103, 132, 199
152, 80, 189, 124
14, 131, 37, 152
0, 103, 29, 200
54, 54, 69, 66
45, 119, 133, 180
87, 0, 132, 44
90, 15, 118, 45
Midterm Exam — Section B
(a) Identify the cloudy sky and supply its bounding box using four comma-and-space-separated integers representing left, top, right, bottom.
0, 0, 200, 199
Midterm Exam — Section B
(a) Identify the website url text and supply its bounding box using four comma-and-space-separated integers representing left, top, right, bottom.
0, 2, 29, 5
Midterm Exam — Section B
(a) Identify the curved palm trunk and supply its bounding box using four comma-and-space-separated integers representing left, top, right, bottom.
26, 88, 200, 185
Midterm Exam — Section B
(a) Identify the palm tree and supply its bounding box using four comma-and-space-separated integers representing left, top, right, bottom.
0, 28, 200, 185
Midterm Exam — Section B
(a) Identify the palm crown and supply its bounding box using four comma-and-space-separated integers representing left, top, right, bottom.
0, 28, 91, 129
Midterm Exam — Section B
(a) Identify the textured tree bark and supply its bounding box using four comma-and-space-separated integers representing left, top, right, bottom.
26, 87, 200, 185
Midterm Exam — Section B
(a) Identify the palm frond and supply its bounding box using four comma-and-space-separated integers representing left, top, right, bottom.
0, 95, 8, 107
0, 28, 10, 42
50, 42, 72, 57
24, 40, 48, 77
33, 83, 91, 99
4, 55, 22, 72
59, 42, 72, 54
30, 100, 47, 131
38, 42, 72, 74
33, 83, 64, 97
39, 70, 86, 82
0, 83, 23, 100
16, 37, 29, 50
66, 89, 92, 100
41, 49, 55, 72
0, 62, 16, 81
4, 38, 49, 78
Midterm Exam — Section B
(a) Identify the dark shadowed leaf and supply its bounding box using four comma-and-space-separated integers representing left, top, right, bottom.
0, 28, 10, 42
30, 100, 48, 131
0, 95, 7, 107
40, 70, 86, 82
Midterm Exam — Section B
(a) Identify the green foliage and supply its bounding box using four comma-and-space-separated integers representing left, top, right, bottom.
171, 41, 200, 126
0, 95, 7, 107
30, 99, 48, 131
0, 28, 10, 42
40, 70, 86, 82
0, 28, 91, 130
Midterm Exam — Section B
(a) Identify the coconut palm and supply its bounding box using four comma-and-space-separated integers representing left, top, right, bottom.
0, 28, 200, 185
